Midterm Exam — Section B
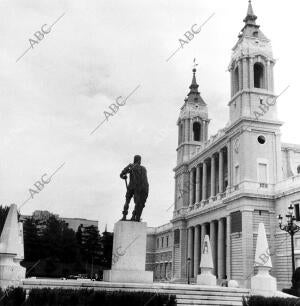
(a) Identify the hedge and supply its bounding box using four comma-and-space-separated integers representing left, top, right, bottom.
242, 295, 300, 306
0, 288, 176, 306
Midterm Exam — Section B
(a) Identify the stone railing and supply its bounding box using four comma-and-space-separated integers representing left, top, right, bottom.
275, 175, 300, 194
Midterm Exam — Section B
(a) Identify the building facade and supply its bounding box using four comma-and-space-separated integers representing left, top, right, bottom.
146, 1, 300, 289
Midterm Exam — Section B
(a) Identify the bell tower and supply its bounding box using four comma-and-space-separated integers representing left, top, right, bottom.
176, 68, 209, 165
228, 0, 277, 124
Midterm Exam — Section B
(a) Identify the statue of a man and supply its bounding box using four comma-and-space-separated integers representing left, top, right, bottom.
120, 155, 149, 222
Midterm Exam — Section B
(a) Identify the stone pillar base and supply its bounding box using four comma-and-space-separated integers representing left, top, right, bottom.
103, 221, 153, 284
196, 268, 216, 286
0, 255, 26, 289
103, 269, 153, 283
251, 267, 277, 296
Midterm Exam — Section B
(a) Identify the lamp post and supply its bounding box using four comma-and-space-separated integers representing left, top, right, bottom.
187, 257, 191, 284
278, 204, 300, 274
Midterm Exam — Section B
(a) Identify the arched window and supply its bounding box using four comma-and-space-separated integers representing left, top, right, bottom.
297, 166, 300, 174
193, 122, 201, 141
254, 63, 265, 88
233, 66, 239, 94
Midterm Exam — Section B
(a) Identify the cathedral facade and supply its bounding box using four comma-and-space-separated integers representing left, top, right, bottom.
146, 1, 300, 290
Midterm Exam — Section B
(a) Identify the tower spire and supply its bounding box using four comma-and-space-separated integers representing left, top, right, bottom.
188, 68, 199, 96
243, 0, 257, 25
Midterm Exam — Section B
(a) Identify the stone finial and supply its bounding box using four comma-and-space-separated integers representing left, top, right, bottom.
200, 234, 214, 269
254, 222, 272, 268
0, 204, 19, 255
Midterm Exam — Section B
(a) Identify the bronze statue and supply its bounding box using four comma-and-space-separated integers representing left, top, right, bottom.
120, 155, 149, 222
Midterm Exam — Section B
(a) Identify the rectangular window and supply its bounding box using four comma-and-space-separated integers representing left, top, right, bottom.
258, 163, 267, 183
161, 237, 164, 248
231, 211, 242, 233
166, 236, 169, 247
156, 238, 159, 248
295, 237, 300, 249
295, 204, 300, 221
174, 229, 180, 244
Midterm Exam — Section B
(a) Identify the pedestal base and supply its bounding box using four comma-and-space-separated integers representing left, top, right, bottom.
103, 269, 153, 283
251, 268, 277, 296
103, 221, 153, 284
196, 268, 216, 286
0, 256, 26, 289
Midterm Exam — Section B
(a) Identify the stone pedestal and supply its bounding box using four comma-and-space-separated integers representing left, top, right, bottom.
251, 267, 277, 295
197, 267, 217, 286
0, 255, 26, 289
103, 221, 153, 283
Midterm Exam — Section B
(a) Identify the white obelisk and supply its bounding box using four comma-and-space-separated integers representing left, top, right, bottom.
251, 222, 276, 295
0, 204, 26, 289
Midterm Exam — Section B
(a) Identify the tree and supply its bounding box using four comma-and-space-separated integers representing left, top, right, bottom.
100, 230, 113, 268
23, 217, 40, 261
81, 225, 102, 264
61, 224, 80, 264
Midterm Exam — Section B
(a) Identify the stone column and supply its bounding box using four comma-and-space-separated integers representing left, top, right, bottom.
195, 166, 200, 203
249, 58, 254, 88
230, 69, 234, 97
219, 150, 223, 194
202, 120, 206, 141
226, 144, 231, 191
194, 225, 200, 277
190, 118, 194, 141
242, 58, 248, 89
211, 156, 216, 197
202, 162, 207, 200
238, 61, 242, 92
242, 210, 253, 288
187, 227, 194, 277
184, 119, 189, 142
266, 60, 270, 90
226, 215, 231, 280
218, 218, 226, 279
189, 169, 194, 206
210, 221, 217, 276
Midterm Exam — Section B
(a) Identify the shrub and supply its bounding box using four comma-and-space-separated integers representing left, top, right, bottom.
0, 288, 176, 306
26, 289, 176, 306
243, 295, 300, 306
0, 287, 26, 306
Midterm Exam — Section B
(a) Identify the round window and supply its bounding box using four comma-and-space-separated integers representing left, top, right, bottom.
257, 135, 266, 144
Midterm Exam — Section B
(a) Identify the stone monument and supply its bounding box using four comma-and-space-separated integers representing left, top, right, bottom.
103, 155, 153, 283
103, 221, 153, 283
251, 222, 276, 295
0, 204, 26, 289
197, 234, 216, 286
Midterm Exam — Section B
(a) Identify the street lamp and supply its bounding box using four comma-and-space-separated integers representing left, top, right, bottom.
278, 204, 300, 274
187, 257, 191, 284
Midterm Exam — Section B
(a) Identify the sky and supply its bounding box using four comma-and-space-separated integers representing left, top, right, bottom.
0, 0, 299, 232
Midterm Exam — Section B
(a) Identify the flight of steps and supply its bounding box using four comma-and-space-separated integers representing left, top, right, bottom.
23, 279, 250, 305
